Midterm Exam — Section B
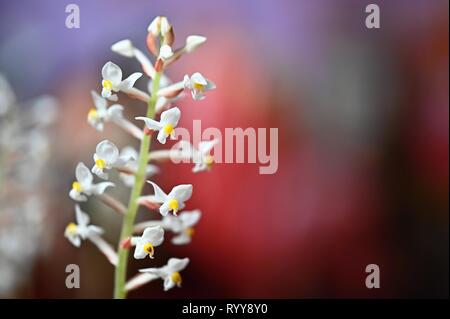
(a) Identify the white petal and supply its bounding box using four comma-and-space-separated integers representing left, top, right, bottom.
172, 233, 191, 245
164, 277, 175, 291
160, 107, 181, 126
75, 162, 93, 187
91, 90, 107, 111
96, 140, 119, 164
67, 234, 81, 247
120, 146, 138, 160
198, 139, 217, 155
183, 75, 192, 89
111, 39, 135, 57
135, 116, 162, 130
157, 130, 169, 144
159, 201, 170, 216
167, 257, 190, 273
101, 62, 122, 86
133, 243, 148, 259
75, 204, 90, 227
69, 189, 87, 202
91, 165, 108, 180
106, 104, 124, 120
179, 210, 201, 228
169, 184, 193, 202
147, 181, 168, 202
141, 226, 165, 247
91, 182, 115, 195
107, 94, 118, 102
185, 35, 206, 53
191, 72, 208, 86
87, 225, 104, 236
125, 273, 159, 292
120, 72, 142, 90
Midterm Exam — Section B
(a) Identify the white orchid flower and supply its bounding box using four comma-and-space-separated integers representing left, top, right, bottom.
69, 162, 115, 202
183, 72, 215, 101
192, 140, 217, 172
119, 146, 159, 187
101, 61, 142, 101
64, 205, 104, 247
140, 181, 193, 216
91, 140, 129, 179
131, 226, 164, 259
88, 91, 124, 131
139, 257, 189, 291
135, 107, 181, 144
162, 210, 201, 245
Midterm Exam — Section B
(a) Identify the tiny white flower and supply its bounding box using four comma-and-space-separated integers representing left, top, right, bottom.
135, 107, 181, 144
69, 162, 114, 202
131, 226, 164, 259
101, 61, 142, 101
91, 140, 129, 179
184, 35, 207, 53
139, 257, 189, 291
64, 205, 104, 247
87, 91, 124, 131
183, 72, 216, 101
119, 146, 159, 187
141, 181, 193, 216
162, 210, 201, 245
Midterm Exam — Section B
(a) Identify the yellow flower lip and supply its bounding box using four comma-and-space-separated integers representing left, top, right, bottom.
102, 79, 113, 90
66, 222, 78, 235
95, 158, 106, 169
88, 108, 98, 121
193, 82, 205, 91
168, 198, 179, 213
143, 242, 154, 257
72, 181, 82, 193
204, 155, 214, 167
163, 124, 174, 135
185, 227, 195, 237
171, 271, 182, 285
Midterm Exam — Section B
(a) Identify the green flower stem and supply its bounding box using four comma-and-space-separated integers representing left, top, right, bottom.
114, 71, 161, 299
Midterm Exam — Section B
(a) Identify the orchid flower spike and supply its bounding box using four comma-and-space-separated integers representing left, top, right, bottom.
131, 226, 164, 259
119, 146, 159, 187
140, 181, 193, 216
162, 210, 201, 245
183, 72, 215, 101
87, 91, 124, 131
64, 205, 104, 247
139, 258, 189, 291
69, 162, 115, 201
91, 140, 130, 179
101, 61, 142, 101
135, 107, 181, 144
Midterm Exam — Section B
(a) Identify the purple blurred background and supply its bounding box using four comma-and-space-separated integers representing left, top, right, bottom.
0, 0, 448, 298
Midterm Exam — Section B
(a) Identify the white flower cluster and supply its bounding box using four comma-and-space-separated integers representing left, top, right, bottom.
0, 74, 57, 296
66, 16, 216, 296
